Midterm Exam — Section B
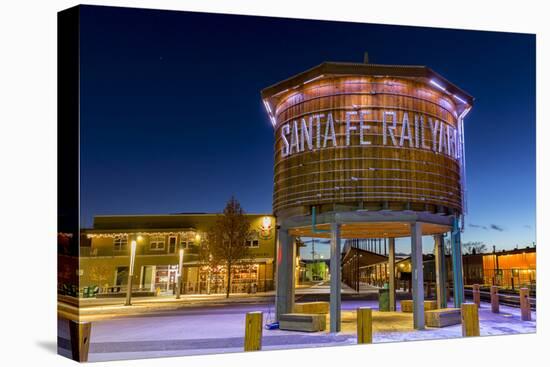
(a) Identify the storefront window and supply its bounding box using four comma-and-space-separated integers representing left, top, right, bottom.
153, 265, 178, 292
115, 266, 129, 286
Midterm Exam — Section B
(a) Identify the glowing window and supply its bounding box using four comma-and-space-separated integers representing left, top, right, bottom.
113, 235, 128, 251
150, 236, 165, 251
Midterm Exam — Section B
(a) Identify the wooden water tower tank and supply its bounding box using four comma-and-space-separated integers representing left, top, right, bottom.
262, 60, 474, 223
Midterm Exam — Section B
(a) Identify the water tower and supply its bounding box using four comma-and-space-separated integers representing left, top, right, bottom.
262, 56, 473, 331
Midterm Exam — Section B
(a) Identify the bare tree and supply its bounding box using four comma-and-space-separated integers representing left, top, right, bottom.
444, 239, 487, 255
205, 197, 251, 298
197, 231, 220, 294
463, 241, 487, 254
87, 262, 111, 290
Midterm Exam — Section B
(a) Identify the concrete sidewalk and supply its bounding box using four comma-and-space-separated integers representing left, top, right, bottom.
58, 281, 390, 320
58, 293, 276, 321
57, 299, 537, 362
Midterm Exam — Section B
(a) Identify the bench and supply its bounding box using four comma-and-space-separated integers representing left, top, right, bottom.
293, 302, 329, 314
279, 313, 326, 332
424, 300, 438, 311
425, 308, 461, 327
400, 300, 438, 313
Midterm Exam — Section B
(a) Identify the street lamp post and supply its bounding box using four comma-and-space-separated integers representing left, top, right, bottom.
176, 247, 184, 299
125, 239, 137, 306
207, 254, 212, 295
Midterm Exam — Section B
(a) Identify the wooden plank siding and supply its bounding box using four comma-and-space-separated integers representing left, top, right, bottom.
270, 75, 463, 218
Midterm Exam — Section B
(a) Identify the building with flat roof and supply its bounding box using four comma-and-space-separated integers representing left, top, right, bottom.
76, 213, 276, 297
342, 243, 536, 294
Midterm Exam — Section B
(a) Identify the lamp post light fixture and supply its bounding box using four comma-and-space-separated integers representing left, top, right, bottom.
176, 247, 185, 299
125, 239, 138, 306
262, 216, 272, 230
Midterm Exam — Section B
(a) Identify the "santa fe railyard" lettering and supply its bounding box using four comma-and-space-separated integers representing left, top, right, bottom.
280, 110, 462, 161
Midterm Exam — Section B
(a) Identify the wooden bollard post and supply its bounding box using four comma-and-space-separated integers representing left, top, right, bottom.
244, 311, 263, 351
490, 286, 499, 313
357, 307, 373, 344
472, 284, 481, 307
461, 303, 480, 337
69, 320, 91, 362
519, 288, 531, 321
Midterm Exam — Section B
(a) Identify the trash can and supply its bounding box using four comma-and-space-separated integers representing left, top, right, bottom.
379, 284, 390, 311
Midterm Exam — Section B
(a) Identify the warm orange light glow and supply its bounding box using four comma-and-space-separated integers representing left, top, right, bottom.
483, 252, 536, 270
262, 216, 272, 229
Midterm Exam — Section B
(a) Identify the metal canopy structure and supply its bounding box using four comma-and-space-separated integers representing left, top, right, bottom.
282, 210, 453, 239
274, 209, 460, 332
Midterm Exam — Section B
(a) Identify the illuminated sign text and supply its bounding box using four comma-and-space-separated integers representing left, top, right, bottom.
280, 110, 461, 160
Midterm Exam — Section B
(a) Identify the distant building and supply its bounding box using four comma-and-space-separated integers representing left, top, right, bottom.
470, 246, 536, 288
299, 259, 330, 282
76, 213, 276, 297
342, 243, 536, 291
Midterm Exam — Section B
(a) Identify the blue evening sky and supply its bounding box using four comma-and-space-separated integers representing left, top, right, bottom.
79, 6, 535, 256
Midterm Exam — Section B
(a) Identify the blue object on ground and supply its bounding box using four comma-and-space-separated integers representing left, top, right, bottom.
265, 321, 279, 330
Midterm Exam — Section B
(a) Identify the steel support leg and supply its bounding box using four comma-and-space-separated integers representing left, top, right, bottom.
388, 237, 396, 311
434, 234, 448, 309
275, 229, 295, 320
330, 222, 341, 333
451, 216, 464, 307
411, 222, 425, 330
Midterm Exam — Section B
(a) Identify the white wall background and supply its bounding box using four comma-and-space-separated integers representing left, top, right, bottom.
0, 1, 547, 366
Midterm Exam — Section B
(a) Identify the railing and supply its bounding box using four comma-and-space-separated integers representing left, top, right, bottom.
463, 287, 536, 310
58, 283, 155, 298
59, 279, 275, 298
479, 268, 536, 290
79, 247, 97, 257
355, 266, 536, 292
78, 246, 201, 257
